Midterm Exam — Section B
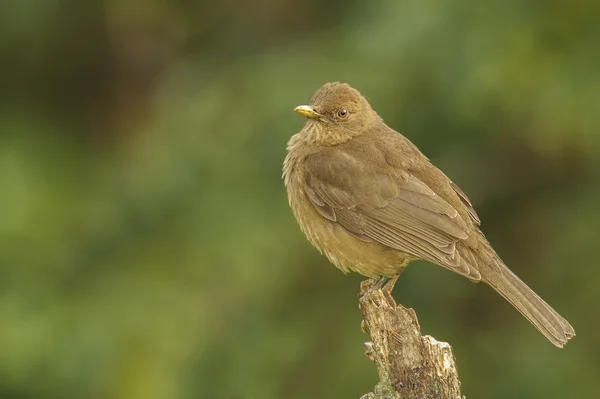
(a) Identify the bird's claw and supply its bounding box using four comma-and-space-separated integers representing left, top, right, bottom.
359, 276, 398, 309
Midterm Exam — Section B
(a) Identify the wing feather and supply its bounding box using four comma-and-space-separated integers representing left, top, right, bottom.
303, 149, 480, 279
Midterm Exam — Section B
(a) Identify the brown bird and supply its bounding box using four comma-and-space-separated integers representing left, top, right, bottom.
283, 82, 575, 347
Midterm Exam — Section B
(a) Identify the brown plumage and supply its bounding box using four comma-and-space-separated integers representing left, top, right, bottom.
283, 82, 575, 347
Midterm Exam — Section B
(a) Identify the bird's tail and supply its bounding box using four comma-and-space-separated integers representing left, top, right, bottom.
462, 242, 575, 348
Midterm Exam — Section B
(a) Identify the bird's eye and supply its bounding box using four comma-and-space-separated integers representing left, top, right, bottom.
337, 108, 348, 118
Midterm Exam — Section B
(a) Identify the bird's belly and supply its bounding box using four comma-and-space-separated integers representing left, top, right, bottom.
290, 194, 408, 278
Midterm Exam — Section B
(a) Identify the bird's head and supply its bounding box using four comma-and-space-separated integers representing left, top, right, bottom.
294, 82, 378, 145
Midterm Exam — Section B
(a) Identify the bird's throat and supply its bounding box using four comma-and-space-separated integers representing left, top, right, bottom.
300, 120, 357, 146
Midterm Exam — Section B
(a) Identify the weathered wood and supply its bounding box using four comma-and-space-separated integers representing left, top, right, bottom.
358, 283, 463, 399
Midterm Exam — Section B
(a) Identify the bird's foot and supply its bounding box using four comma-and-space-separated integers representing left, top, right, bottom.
359, 276, 397, 309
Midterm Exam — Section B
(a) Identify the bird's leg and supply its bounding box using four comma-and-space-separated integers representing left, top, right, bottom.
372, 276, 390, 291
359, 276, 388, 297
383, 275, 400, 295
360, 266, 406, 307
359, 275, 399, 308
381, 275, 400, 309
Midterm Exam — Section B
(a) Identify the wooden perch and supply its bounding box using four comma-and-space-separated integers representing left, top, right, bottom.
358, 281, 463, 399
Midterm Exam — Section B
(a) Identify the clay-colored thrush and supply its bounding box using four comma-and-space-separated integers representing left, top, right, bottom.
283, 82, 575, 347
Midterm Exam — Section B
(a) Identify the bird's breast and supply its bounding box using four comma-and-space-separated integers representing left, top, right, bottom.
284, 164, 407, 278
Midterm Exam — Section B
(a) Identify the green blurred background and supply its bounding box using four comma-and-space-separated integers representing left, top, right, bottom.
1, 0, 599, 398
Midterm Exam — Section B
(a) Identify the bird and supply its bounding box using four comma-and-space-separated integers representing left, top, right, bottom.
283, 82, 575, 348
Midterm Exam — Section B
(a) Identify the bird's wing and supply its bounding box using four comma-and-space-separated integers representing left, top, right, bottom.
449, 181, 481, 225
303, 149, 481, 279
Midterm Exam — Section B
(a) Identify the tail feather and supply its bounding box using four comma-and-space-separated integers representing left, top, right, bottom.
462, 244, 575, 348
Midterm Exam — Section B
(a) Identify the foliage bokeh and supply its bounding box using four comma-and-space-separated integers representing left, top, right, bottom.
1, 1, 599, 398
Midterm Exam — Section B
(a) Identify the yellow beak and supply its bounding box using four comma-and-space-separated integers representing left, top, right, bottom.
294, 105, 321, 119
